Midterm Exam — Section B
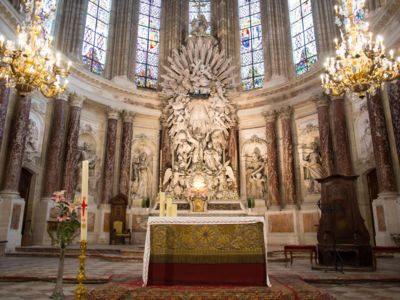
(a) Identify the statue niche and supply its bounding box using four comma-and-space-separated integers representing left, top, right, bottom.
161, 14, 238, 202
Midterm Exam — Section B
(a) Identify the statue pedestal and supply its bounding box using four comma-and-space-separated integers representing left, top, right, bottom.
316, 175, 373, 267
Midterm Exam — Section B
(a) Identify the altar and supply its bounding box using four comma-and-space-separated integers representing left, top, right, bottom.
143, 216, 270, 286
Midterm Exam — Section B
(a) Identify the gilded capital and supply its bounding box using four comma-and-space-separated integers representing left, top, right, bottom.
278, 106, 293, 119
122, 110, 135, 123
262, 110, 276, 123
107, 106, 120, 119
69, 92, 84, 108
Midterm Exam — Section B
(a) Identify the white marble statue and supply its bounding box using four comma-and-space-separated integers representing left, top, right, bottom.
302, 142, 323, 194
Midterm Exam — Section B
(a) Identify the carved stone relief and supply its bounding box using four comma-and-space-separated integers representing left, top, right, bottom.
241, 135, 268, 203
297, 118, 322, 196
24, 98, 46, 165
352, 96, 374, 166
130, 134, 156, 201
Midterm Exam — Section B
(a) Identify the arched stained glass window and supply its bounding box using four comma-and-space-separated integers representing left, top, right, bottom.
39, 0, 57, 36
189, 0, 211, 35
82, 0, 112, 75
288, 0, 317, 75
135, 0, 161, 89
238, 0, 264, 90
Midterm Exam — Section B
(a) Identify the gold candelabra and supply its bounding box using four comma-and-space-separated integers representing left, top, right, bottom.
75, 240, 87, 300
0, 0, 70, 97
321, 0, 400, 97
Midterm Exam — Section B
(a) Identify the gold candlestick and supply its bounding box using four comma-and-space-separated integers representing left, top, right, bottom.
75, 240, 87, 300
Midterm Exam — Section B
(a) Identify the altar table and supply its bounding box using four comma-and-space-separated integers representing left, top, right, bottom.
143, 216, 270, 286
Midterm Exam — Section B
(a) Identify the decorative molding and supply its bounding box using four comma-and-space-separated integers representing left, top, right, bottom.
122, 110, 136, 123
262, 110, 277, 123
106, 107, 120, 120
278, 106, 293, 119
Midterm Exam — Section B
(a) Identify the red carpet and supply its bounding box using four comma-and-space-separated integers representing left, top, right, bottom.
88, 275, 336, 300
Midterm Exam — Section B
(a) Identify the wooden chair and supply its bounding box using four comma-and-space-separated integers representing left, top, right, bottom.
109, 194, 131, 245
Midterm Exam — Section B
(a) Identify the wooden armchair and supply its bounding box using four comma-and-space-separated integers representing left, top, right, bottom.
109, 194, 131, 245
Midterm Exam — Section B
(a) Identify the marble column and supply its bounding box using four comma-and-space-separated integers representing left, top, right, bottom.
367, 91, 400, 246
1, 95, 31, 193
42, 93, 68, 198
0, 81, 10, 148
279, 106, 296, 206
62, 93, 84, 200
263, 111, 281, 208
388, 80, 400, 160
367, 92, 396, 194
314, 94, 335, 177
101, 108, 119, 203
55, 0, 89, 59
119, 110, 135, 197
0, 94, 31, 251
160, 117, 172, 183
331, 95, 353, 176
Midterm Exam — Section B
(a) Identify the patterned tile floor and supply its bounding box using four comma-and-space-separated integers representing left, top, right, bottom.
0, 255, 399, 299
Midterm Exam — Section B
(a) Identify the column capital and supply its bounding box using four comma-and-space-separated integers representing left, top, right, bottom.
56, 92, 69, 102
122, 110, 136, 123
262, 110, 277, 123
278, 106, 293, 119
69, 92, 84, 108
313, 94, 330, 108
107, 107, 120, 120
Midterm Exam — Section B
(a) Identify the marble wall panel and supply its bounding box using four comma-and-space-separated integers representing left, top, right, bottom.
87, 212, 95, 232
303, 212, 319, 233
103, 212, 110, 232
268, 213, 294, 233
376, 205, 386, 232
10, 204, 22, 230
131, 215, 148, 233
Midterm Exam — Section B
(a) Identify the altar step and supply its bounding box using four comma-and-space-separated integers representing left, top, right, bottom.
8, 245, 144, 261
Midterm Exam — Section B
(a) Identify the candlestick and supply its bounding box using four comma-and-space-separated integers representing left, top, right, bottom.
74, 240, 87, 299
81, 160, 89, 241
166, 198, 172, 217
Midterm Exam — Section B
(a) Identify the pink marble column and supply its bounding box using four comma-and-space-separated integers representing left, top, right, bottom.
279, 106, 296, 206
263, 110, 281, 207
0, 81, 10, 148
101, 108, 119, 203
42, 93, 68, 198
1, 95, 32, 193
119, 110, 135, 197
367, 92, 397, 193
161, 118, 172, 189
331, 96, 353, 176
314, 94, 335, 177
388, 80, 400, 160
62, 93, 84, 200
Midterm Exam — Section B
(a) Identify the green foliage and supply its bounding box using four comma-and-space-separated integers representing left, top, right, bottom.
247, 197, 255, 208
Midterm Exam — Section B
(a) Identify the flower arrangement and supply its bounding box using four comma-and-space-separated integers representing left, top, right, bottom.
50, 190, 81, 300
51, 191, 81, 248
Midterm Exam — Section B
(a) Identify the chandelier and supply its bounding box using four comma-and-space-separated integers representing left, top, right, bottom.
0, 0, 70, 97
321, 0, 400, 97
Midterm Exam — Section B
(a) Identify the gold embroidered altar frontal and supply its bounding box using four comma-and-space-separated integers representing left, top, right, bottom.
150, 223, 266, 264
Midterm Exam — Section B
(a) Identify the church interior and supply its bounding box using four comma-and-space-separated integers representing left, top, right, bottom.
0, 0, 400, 299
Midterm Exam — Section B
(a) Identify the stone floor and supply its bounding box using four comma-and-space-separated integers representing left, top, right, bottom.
0, 255, 399, 299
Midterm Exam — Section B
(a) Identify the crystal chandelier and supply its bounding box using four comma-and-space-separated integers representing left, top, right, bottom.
0, 0, 71, 97
321, 0, 400, 97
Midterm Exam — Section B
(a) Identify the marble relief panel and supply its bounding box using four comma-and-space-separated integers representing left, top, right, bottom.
130, 131, 158, 203
239, 128, 267, 200
351, 95, 374, 168
24, 98, 46, 165
296, 117, 322, 199
75, 115, 105, 203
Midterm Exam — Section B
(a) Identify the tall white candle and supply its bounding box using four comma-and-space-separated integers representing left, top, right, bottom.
159, 192, 166, 217
81, 160, 89, 241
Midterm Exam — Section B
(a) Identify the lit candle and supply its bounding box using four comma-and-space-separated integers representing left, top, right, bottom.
172, 204, 178, 217
81, 160, 89, 241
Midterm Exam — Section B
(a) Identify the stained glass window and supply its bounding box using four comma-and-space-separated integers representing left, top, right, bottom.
135, 0, 161, 89
82, 0, 112, 75
40, 0, 57, 36
288, 0, 317, 75
239, 0, 264, 90
189, 0, 211, 35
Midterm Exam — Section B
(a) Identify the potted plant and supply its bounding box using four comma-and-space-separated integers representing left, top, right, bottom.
50, 191, 81, 300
